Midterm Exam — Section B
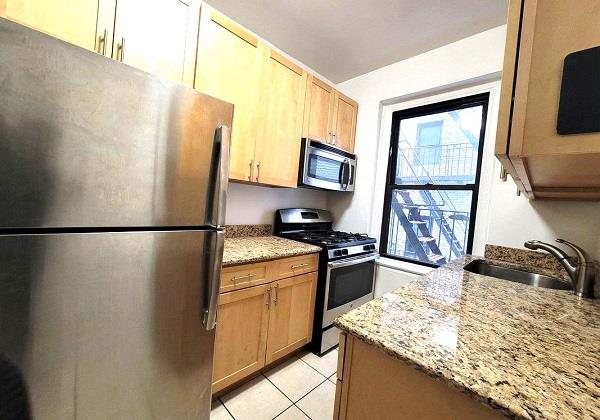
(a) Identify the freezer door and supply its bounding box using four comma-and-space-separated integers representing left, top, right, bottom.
0, 230, 221, 420
0, 18, 233, 229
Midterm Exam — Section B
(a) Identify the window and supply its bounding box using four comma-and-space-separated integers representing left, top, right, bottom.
381, 93, 489, 267
415, 121, 443, 164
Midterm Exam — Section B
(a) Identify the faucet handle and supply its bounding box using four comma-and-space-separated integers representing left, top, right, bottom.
556, 239, 589, 265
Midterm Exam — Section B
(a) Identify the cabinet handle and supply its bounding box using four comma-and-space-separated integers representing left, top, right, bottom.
291, 263, 309, 269
117, 37, 125, 62
249, 159, 254, 181
231, 273, 256, 283
273, 283, 279, 306
266, 286, 272, 308
255, 161, 261, 182
328, 132, 332, 144
97, 29, 108, 56
332, 133, 337, 145
500, 166, 508, 182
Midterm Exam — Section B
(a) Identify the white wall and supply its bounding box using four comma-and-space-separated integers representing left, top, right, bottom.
225, 183, 327, 225
330, 25, 600, 260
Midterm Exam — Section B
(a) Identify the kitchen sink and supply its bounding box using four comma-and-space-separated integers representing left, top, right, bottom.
463, 260, 572, 291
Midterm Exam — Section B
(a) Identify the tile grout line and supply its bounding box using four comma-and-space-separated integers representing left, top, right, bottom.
295, 353, 337, 379
262, 373, 300, 419
264, 372, 331, 420
217, 396, 236, 420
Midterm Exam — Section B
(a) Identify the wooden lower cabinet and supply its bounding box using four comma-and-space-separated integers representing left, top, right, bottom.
212, 255, 318, 394
334, 334, 506, 420
265, 272, 317, 364
212, 284, 270, 394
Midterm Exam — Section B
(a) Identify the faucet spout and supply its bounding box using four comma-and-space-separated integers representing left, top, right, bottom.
523, 239, 594, 298
524, 240, 578, 279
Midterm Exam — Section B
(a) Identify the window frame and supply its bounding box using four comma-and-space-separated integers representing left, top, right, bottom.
380, 93, 489, 268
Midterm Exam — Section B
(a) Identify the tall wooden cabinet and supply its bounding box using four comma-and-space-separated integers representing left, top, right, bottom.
212, 254, 318, 394
496, 0, 600, 199
255, 51, 307, 187
0, 0, 199, 86
0, 0, 111, 51
195, 9, 263, 182
303, 75, 358, 153
112, 0, 199, 86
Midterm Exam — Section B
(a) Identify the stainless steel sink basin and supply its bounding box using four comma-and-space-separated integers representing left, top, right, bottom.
463, 260, 572, 291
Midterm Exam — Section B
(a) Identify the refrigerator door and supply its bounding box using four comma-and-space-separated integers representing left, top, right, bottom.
0, 18, 233, 229
0, 230, 221, 419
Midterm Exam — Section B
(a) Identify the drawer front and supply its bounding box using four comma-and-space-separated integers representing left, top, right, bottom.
272, 253, 319, 280
220, 262, 270, 293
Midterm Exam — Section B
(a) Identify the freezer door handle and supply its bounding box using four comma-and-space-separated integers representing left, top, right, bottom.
210, 125, 231, 228
203, 230, 225, 330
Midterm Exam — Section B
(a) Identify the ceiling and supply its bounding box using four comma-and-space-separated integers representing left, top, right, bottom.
205, 0, 508, 83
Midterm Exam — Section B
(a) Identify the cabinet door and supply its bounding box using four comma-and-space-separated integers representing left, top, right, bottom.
0, 0, 108, 52
212, 284, 270, 394
331, 91, 358, 153
195, 8, 262, 182
303, 75, 335, 144
255, 50, 307, 187
112, 0, 199, 86
265, 272, 317, 364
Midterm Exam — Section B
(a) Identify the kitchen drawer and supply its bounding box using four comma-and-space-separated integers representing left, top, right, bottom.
220, 262, 270, 293
272, 253, 318, 280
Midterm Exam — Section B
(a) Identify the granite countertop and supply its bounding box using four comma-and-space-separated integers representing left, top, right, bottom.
335, 255, 600, 420
223, 236, 321, 267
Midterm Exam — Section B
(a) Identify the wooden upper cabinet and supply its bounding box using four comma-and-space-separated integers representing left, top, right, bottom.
112, 0, 199, 86
195, 7, 262, 182
0, 0, 112, 52
265, 272, 317, 364
212, 284, 270, 394
302, 75, 358, 153
497, 0, 600, 199
254, 50, 307, 187
332, 91, 358, 153
303, 75, 335, 143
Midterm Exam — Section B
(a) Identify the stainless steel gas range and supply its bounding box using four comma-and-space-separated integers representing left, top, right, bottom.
275, 208, 378, 354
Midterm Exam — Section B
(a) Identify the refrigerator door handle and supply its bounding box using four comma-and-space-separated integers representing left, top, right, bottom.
211, 125, 231, 228
203, 230, 225, 330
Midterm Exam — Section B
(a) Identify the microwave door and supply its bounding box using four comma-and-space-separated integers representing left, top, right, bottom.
304, 148, 346, 191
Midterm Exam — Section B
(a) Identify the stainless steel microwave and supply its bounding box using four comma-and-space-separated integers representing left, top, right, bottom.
298, 138, 356, 191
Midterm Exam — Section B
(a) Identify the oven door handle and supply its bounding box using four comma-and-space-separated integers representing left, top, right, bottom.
328, 254, 379, 268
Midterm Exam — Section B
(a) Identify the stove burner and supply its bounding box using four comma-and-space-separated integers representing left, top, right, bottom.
288, 230, 372, 246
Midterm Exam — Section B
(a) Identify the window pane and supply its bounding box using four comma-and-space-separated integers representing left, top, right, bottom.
395, 105, 483, 185
385, 189, 472, 266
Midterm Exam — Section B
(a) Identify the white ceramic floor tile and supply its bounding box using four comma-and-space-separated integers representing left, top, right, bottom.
265, 357, 326, 402
220, 375, 291, 420
299, 348, 339, 377
211, 399, 234, 420
274, 405, 310, 419
296, 380, 336, 420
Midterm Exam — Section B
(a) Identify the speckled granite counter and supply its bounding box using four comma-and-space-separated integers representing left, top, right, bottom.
335, 255, 600, 420
223, 236, 321, 267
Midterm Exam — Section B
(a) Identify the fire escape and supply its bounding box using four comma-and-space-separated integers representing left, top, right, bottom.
388, 137, 472, 265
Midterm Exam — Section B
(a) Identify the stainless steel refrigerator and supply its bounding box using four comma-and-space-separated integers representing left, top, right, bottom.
0, 17, 233, 419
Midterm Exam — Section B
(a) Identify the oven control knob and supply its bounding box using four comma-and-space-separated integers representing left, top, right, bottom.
333, 250, 342, 257
370, 244, 376, 250
341, 249, 349, 255
363, 245, 371, 251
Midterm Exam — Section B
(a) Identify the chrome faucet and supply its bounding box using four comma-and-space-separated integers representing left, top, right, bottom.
524, 239, 595, 298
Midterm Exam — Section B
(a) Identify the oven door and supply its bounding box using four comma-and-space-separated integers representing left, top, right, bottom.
301, 142, 356, 191
322, 254, 377, 327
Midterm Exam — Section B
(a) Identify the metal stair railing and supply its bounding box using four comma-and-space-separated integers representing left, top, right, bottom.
394, 136, 469, 260
390, 193, 447, 264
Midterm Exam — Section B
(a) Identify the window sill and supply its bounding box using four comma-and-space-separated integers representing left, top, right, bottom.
376, 256, 435, 275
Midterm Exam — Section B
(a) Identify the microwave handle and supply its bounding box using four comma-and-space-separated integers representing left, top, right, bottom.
339, 159, 350, 189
